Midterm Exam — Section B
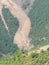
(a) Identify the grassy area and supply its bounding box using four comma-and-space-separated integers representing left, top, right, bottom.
28, 0, 49, 47
0, 50, 49, 65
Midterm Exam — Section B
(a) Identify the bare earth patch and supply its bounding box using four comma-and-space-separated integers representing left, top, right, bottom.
0, 0, 34, 51
7, 0, 34, 50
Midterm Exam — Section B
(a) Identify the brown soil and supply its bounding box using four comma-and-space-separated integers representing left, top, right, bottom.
7, 0, 34, 50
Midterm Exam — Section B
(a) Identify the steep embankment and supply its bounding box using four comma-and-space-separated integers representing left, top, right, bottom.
7, 0, 34, 50
0, 0, 33, 50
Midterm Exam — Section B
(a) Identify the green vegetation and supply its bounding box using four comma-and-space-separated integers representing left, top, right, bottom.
0, 7, 19, 55
22, 0, 30, 9
2, 7, 19, 38
0, 50, 49, 65
29, 0, 49, 47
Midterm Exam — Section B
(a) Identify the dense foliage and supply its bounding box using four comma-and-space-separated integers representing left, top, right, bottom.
29, 0, 49, 48
0, 50, 49, 65
0, 7, 19, 55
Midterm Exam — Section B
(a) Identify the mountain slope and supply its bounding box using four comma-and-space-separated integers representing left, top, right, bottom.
0, 0, 49, 56
29, 0, 49, 48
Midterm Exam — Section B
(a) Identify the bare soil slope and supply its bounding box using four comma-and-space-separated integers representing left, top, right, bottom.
0, 0, 34, 50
